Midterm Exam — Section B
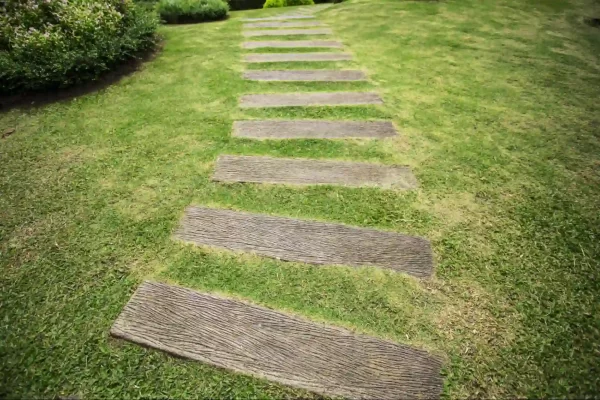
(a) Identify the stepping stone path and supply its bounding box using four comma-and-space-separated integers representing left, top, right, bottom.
243, 28, 333, 37
175, 207, 434, 277
112, 281, 443, 400
243, 70, 366, 82
241, 15, 315, 22
233, 120, 398, 139
243, 21, 324, 28
240, 92, 383, 108
213, 155, 419, 189
112, 3, 443, 398
243, 40, 342, 49
244, 52, 353, 63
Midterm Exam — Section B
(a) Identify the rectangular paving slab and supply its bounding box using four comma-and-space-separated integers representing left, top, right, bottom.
243, 40, 343, 49
174, 207, 434, 277
243, 70, 366, 82
243, 21, 324, 28
213, 155, 418, 189
112, 281, 443, 399
243, 28, 333, 37
233, 120, 398, 139
240, 92, 383, 108
244, 52, 352, 63
242, 15, 316, 22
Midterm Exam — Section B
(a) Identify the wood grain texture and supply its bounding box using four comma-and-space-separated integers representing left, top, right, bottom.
243, 40, 343, 49
244, 52, 352, 63
233, 120, 397, 139
111, 281, 443, 399
243, 29, 333, 37
240, 92, 383, 108
243, 70, 366, 82
241, 15, 316, 22
175, 207, 434, 277
243, 21, 324, 28
213, 155, 418, 189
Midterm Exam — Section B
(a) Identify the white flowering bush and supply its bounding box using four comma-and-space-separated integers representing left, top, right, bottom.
0, 0, 159, 94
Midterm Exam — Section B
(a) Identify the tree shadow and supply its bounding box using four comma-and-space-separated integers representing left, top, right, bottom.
0, 42, 164, 114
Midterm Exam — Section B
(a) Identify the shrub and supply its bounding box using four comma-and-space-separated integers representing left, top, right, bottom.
263, 0, 313, 7
263, 0, 285, 7
0, 0, 159, 95
157, 0, 229, 23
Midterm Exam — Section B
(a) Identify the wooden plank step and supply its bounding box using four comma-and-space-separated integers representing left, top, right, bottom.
244, 52, 352, 63
240, 92, 383, 108
241, 15, 316, 22
233, 120, 397, 139
243, 70, 366, 82
243, 29, 333, 37
243, 40, 343, 49
243, 21, 324, 28
213, 155, 418, 189
111, 281, 443, 399
175, 207, 434, 277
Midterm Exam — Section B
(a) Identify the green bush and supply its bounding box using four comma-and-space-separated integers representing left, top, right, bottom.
157, 0, 229, 23
263, 0, 313, 7
0, 0, 159, 95
263, 0, 285, 7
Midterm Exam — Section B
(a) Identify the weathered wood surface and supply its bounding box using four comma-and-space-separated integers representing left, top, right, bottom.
243, 70, 366, 82
175, 207, 434, 277
240, 92, 383, 108
244, 52, 352, 63
243, 21, 324, 28
213, 155, 418, 189
243, 28, 333, 37
241, 15, 316, 22
233, 120, 397, 139
243, 40, 343, 49
111, 281, 443, 399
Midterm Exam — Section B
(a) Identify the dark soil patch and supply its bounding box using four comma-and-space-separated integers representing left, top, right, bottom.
2, 128, 16, 139
584, 17, 600, 28
0, 42, 163, 114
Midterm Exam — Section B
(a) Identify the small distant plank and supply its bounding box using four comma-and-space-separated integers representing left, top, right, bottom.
243, 40, 343, 49
240, 92, 383, 108
233, 120, 397, 139
244, 52, 352, 63
175, 207, 434, 277
243, 70, 366, 82
244, 21, 324, 28
242, 15, 316, 22
243, 29, 333, 37
112, 282, 443, 399
213, 155, 418, 189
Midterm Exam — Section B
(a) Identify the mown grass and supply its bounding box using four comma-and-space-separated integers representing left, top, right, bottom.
1, 0, 600, 397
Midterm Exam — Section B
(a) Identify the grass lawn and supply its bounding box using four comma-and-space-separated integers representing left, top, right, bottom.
2, 0, 600, 397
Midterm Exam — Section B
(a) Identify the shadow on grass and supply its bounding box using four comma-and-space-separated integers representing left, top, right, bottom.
0, 42, 164, 114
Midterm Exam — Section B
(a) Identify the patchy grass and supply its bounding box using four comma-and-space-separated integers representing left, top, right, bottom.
1, 0, 600, 397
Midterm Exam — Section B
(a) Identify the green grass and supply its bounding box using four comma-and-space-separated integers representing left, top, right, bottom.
1, 0, 600, 397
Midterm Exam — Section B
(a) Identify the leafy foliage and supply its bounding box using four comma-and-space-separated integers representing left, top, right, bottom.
263, 0, 313, 8
157, 0, 229, 23
263, 0, 285, 7
0, 0, 159, 95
